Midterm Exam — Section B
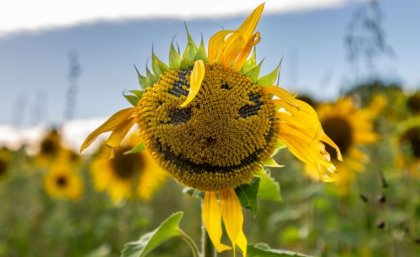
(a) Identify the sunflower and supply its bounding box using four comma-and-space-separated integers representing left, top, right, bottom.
306, 97, 379, 193
0, 147, 12, 181
36, 129, 81, 168
90, 134, 166, 204
395, 117, 420, 176
406, 91, 420, 115
80, 4, 340, 256
44, 161, 83, 201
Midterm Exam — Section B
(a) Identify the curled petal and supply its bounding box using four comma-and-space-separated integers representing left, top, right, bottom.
180, 60, 205, 108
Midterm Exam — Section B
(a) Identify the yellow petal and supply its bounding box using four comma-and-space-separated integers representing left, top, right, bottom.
218, 33, 245, 68
106, 118, 136, 148
202, 192, 231, 253
237, 3, 265, 40
233, 32, 260, 71
220, 188, 246, 257
80, 108, 136, 152
208, 30, 233, 63
180, 60, 205, 108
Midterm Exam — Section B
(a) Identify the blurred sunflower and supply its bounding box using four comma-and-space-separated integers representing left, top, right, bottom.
90, 134, 166, 204
406, 91, 420, 115
44, 162, 83, 201
36, 129, 81, 168
80, 4, 340, 256
306, 97, 380, 193
395, 117, 420, 176
0, 147, 12, 181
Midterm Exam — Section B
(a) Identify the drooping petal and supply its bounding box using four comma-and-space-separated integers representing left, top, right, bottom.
202, 192, 231, 253
180, 60, 205, 108
220, 188, 247, 257
264, 86, 342, 180
80, 108, 137, 152
233, 32, 261, 71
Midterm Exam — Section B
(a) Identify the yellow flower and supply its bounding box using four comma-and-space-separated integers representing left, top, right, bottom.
81, 4, 340, 256
90, 134, 166, 205
306, 97, 380, 194
0, 147, 12, 180
395, 117, 420, 177
44, 162, 83, 201
36, 129, 81, 168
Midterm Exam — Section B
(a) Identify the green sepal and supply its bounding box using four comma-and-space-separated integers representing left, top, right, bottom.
145, 65, 156, 86
258, 63, 280, 87
194, 36, 208, 62
152, 49, 169, 77
244, 59, 263, 83
241, 47, 257, 74
248, 243, 312, 257
134, 65, 148, 90
130, 90, 144, 99
182, 187, 205, 199
180, 57, 193, 70
182, 24, 199, 63
257, 169, 282, 202
124, 143, 145, 155
169, 39, 182, 69
235, 177, 259, 217
263, 158, 283, 168
123, 91, 140, 106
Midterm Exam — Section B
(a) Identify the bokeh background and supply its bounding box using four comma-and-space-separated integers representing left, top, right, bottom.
0, 0, 419, 256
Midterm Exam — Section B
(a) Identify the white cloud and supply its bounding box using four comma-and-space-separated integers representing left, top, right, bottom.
0, 0, 359, 36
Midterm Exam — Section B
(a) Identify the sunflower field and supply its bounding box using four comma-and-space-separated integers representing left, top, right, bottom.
0, 3, 419, 257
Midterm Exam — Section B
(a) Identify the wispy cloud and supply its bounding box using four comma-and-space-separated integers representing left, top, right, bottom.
0, 0, 361, 36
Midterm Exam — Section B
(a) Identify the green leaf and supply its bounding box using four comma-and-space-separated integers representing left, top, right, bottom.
145, 65, 156, 86
248, 243, 313, 257
121, 212, 183, 257
124, 143, 145, 155
235, 177, 259, 217
257, 169, 282, 202
258, 64, 280, 87
182, 187, 204, 199
169, 39, 182, 69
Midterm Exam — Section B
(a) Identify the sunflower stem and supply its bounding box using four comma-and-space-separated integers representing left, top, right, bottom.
202, 220, 217, 257
179, 230, 200, 257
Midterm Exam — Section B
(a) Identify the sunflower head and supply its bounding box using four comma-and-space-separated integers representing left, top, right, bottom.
308, 97, 379, 193
44, 163, 83, 201
407, 91, 420, 115
399, 125, 420, 160
90, 134, 166, 204
0, 148, 11, 178
81, 5, 342, 255
39, 129, 60, 156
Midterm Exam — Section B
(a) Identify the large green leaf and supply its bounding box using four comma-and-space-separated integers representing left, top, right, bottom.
257, 169, 282, 202
248, 243, 313, 257
235, 177, 260, 217
121, 212, 184, 257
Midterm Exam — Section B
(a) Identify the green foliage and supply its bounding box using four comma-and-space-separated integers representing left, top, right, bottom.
121, 212, 184, 257
257, 169, 282, 202
248, 243, 312, 257
235, 177, 260, 216
124, 143, 145, 155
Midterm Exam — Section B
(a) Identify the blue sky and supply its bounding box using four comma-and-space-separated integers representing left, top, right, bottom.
0, 0, 419, 126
